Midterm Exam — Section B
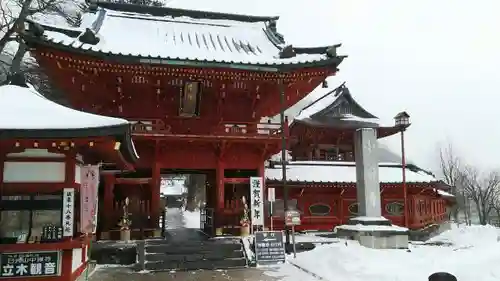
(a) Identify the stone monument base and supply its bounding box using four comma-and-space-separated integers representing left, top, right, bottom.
335, 216, 409, 249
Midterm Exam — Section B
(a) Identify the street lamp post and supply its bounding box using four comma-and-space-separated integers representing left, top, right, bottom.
394, 111, 410, 228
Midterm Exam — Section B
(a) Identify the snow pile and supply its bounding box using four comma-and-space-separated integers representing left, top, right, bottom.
276, 225, 500, 281
427, 224, 500, 247
183, 209, 201, 229
241, 236, 255, 262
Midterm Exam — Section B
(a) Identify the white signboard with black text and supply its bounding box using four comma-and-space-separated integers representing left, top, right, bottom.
250, 176, 264, 226
62, 188, 74, 237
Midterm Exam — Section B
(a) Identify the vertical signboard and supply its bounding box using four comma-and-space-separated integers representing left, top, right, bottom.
250, 176, 264, 226
62, 188, 74, 237
80, 165, 100, 234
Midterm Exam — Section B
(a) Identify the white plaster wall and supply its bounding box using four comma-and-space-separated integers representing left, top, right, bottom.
75, 165, 82, 184
72, 248, 83, 272
3, 162, 65, 183
72, 246, 89, 273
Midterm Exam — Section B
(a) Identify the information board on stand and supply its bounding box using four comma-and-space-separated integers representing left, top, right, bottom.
254, 231, 286, 266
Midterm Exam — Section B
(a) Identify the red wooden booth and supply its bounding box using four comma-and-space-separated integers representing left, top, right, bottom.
22, 1, 346, 235
0, 78, 137, 281
264, 84, 454, 231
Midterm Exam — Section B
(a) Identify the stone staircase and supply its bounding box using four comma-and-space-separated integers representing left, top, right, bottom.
139, 235, 247, 271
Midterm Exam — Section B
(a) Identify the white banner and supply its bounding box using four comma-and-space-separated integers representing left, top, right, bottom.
62, 188, 75, 237
250, 176, 264, 226
80, 165, 100, 234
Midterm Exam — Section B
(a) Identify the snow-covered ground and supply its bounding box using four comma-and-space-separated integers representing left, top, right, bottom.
183, 210, 201, 229
271, 225, 500, 281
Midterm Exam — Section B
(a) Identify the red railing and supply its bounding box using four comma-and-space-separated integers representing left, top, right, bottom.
129, 118, 286, 138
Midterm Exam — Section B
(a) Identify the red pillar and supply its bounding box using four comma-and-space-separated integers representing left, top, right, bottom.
151, 161, 161, 229
216, 160, 224, 230
0, 152, 4, 198
103, 174, 115, 232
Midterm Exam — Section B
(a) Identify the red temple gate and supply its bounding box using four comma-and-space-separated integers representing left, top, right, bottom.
23, 2, 345, 237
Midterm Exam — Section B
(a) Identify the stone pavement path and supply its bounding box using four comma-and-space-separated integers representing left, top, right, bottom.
89, 266, 281, 281
165, 207, 185, 229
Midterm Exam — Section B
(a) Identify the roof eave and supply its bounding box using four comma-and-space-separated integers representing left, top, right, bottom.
0, 123, 132, 140
23, 34, 345, 72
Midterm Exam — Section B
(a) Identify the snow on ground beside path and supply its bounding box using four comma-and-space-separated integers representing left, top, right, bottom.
265, 264, 318, 281
279, 224, 500, 281
427, 224, 500, 247
183, 209, 201, 229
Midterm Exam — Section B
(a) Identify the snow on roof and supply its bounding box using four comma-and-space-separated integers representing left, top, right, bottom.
265, 161, 438, 183
295, 87, 343, 120
295, 84, 380, 123
436, 189, 454, 197
37, 7, 331, 66
0, 84, 128, 130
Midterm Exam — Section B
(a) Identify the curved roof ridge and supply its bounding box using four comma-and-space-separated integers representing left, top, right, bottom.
335, 86, 378, 119
90, 1, 279, 22
298, 81, 346, 115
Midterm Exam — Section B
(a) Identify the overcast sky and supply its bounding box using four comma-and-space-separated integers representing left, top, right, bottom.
170, 0, 500, 173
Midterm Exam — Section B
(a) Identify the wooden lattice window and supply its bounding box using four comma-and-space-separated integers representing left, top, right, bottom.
309, 203, 331, 216
179, 81, 202, 116
385, 202, 404, 216
0, 193, 63, 243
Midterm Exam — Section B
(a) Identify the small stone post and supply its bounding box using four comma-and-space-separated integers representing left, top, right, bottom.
428, 272, 457, 281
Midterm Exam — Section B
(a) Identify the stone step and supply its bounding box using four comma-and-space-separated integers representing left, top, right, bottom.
146, 238, 240, 246
144, 257, 247, 271
145, 249, 244, 262
145, 243, 242, 254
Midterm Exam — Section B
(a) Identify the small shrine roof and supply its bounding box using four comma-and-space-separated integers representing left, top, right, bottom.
23, 2, 345, 70
0, 77, 138, 162
265, 161, 438, 184
294, 83, 382, 128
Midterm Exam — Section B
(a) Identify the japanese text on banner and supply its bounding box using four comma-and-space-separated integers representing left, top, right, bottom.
62, 188, 74, 237
250, 176, 264, 226
80, 165, 100, 234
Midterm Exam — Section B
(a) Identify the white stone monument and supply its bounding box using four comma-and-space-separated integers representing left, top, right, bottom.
335, 128, 409, 249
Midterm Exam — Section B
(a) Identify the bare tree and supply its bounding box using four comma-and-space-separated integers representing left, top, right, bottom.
184, 174, 206, 211
439, 143, 471, 224
0, 0, 81, 88
491, 194, 500, 226
460, 166, 500, 225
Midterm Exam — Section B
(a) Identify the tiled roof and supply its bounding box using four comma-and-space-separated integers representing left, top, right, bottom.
295, 83, 380, 125
24, 2, 344, 67
265, 161, 438, 183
